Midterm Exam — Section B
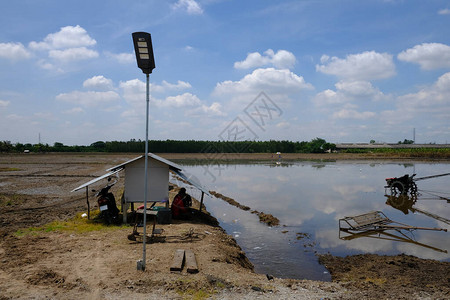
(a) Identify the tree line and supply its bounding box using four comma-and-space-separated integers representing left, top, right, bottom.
0, 138, 336, 154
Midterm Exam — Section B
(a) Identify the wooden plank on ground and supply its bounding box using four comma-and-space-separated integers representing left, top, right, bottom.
185, 249, 199, 273
170, 249, 185, 272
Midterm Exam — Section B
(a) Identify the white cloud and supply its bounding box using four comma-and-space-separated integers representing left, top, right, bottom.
380, 72, 450, 129
49, 47, 99, 62
235, 52, 268, 69
314, 89, 341, 104
157, 92, 201, 108
187, 102, 226, 117
152, 80, 192, 93
120, 78, 145, 92
105, 52, 134, 64
438, 8, 450, 15
0, 100, 10, 108
313, 80, 386, 122
37, 59, 57, 71
397, 43, 450, 70
6, 114, 25, 121
83, 76, 114, 91
27, 25, 98, 68
119, 79, 213, 119
314, 80, 386, 106
172, 0, 203, 15
119, 79, 192, 107
29, 25, 96, 50
234, 49, 296, 70
63, 107, 84, 114
214, 67, 313, 95
0, 42, 32, 60
394, 72, 450, 114
332, 109, 376, 119
119, 79, 146, 109
34, 112, 55, 121
320, 55, 330, 64
276, 121, 290, 129
334, 81, 378, 97
434, 72, 450, 91
316, 51, 396, 80
56, 90, 121, 107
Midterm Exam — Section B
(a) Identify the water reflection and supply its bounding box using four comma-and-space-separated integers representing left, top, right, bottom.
386, 194, 450, 225
386, 194, 418, 214
175, 160, 450, 280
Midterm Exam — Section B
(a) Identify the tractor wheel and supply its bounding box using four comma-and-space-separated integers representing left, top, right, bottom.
391, 181, 406, 195
410, 182, 418, 194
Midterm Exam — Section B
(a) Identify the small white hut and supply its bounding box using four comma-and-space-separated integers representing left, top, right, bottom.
72, 153, 209, 222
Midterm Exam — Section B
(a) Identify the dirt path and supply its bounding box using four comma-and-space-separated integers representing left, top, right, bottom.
0, 153, 449, 299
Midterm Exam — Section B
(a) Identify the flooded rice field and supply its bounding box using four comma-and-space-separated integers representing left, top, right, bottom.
174, 160, 450, 281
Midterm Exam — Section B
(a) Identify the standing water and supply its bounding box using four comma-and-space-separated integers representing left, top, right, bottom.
171, 160, 450, 281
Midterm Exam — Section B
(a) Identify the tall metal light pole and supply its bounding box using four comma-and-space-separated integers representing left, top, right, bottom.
132, 32, 155, 271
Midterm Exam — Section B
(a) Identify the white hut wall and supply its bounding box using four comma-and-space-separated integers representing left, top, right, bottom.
124, 158, 169, 203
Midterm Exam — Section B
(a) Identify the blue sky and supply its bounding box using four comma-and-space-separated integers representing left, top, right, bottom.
1, 0, 450, 146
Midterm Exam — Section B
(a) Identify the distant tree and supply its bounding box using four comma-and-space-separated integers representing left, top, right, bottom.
308, 138, 327, 153
33, 143, 50, 153
3, 138, 341, 154
370, 139, 376, 144
14, 142, 25, 152
398, 139, 414, 144
90, 141, 106, 151
0, 141, 13, 152
52, 142, 66, 152
323, 142, 337, 152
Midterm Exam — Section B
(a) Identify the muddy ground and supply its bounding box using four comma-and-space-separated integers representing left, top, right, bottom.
0, 153, 449, 299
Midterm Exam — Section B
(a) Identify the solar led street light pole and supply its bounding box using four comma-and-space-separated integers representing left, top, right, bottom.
132, 32, 155, 271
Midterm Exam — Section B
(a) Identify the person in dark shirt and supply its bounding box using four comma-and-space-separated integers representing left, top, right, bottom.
171, 187, 192, 219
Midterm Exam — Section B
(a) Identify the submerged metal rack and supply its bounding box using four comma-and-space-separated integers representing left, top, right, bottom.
339, 211, 447, 236
339, 211, 448, 253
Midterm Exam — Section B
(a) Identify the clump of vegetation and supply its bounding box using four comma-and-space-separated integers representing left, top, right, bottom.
209, 190, 280, 226
177, 288, 212, 300
251, 211, 280, 226
397, 139, 414, 144
14, 211, 127, 236
0, 167, 20, 172
209, 191, 251, 211
0, 193, 24, 206
364, 277, 387, 286
296, 232, 311, 240
342, 148, 450, 159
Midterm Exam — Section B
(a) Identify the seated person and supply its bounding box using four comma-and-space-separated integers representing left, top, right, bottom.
171, 188, 192, 219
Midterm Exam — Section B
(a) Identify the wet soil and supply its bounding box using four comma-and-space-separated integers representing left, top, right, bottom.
0, 153, 449, 299
319, 253, 450, 299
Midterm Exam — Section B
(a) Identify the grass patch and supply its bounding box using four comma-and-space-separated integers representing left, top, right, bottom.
342, 148, 450, 159
14, 211, 128, 236
0, 193, 24, 206
0, 167, 21, 172
178, 288, 213, 300
364, 277, 387, 286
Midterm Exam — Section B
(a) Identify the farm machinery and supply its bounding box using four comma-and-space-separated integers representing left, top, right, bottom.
385, 172, 450, 196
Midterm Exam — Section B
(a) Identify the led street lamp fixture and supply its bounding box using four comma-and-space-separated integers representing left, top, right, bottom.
132, 32, 155, 74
